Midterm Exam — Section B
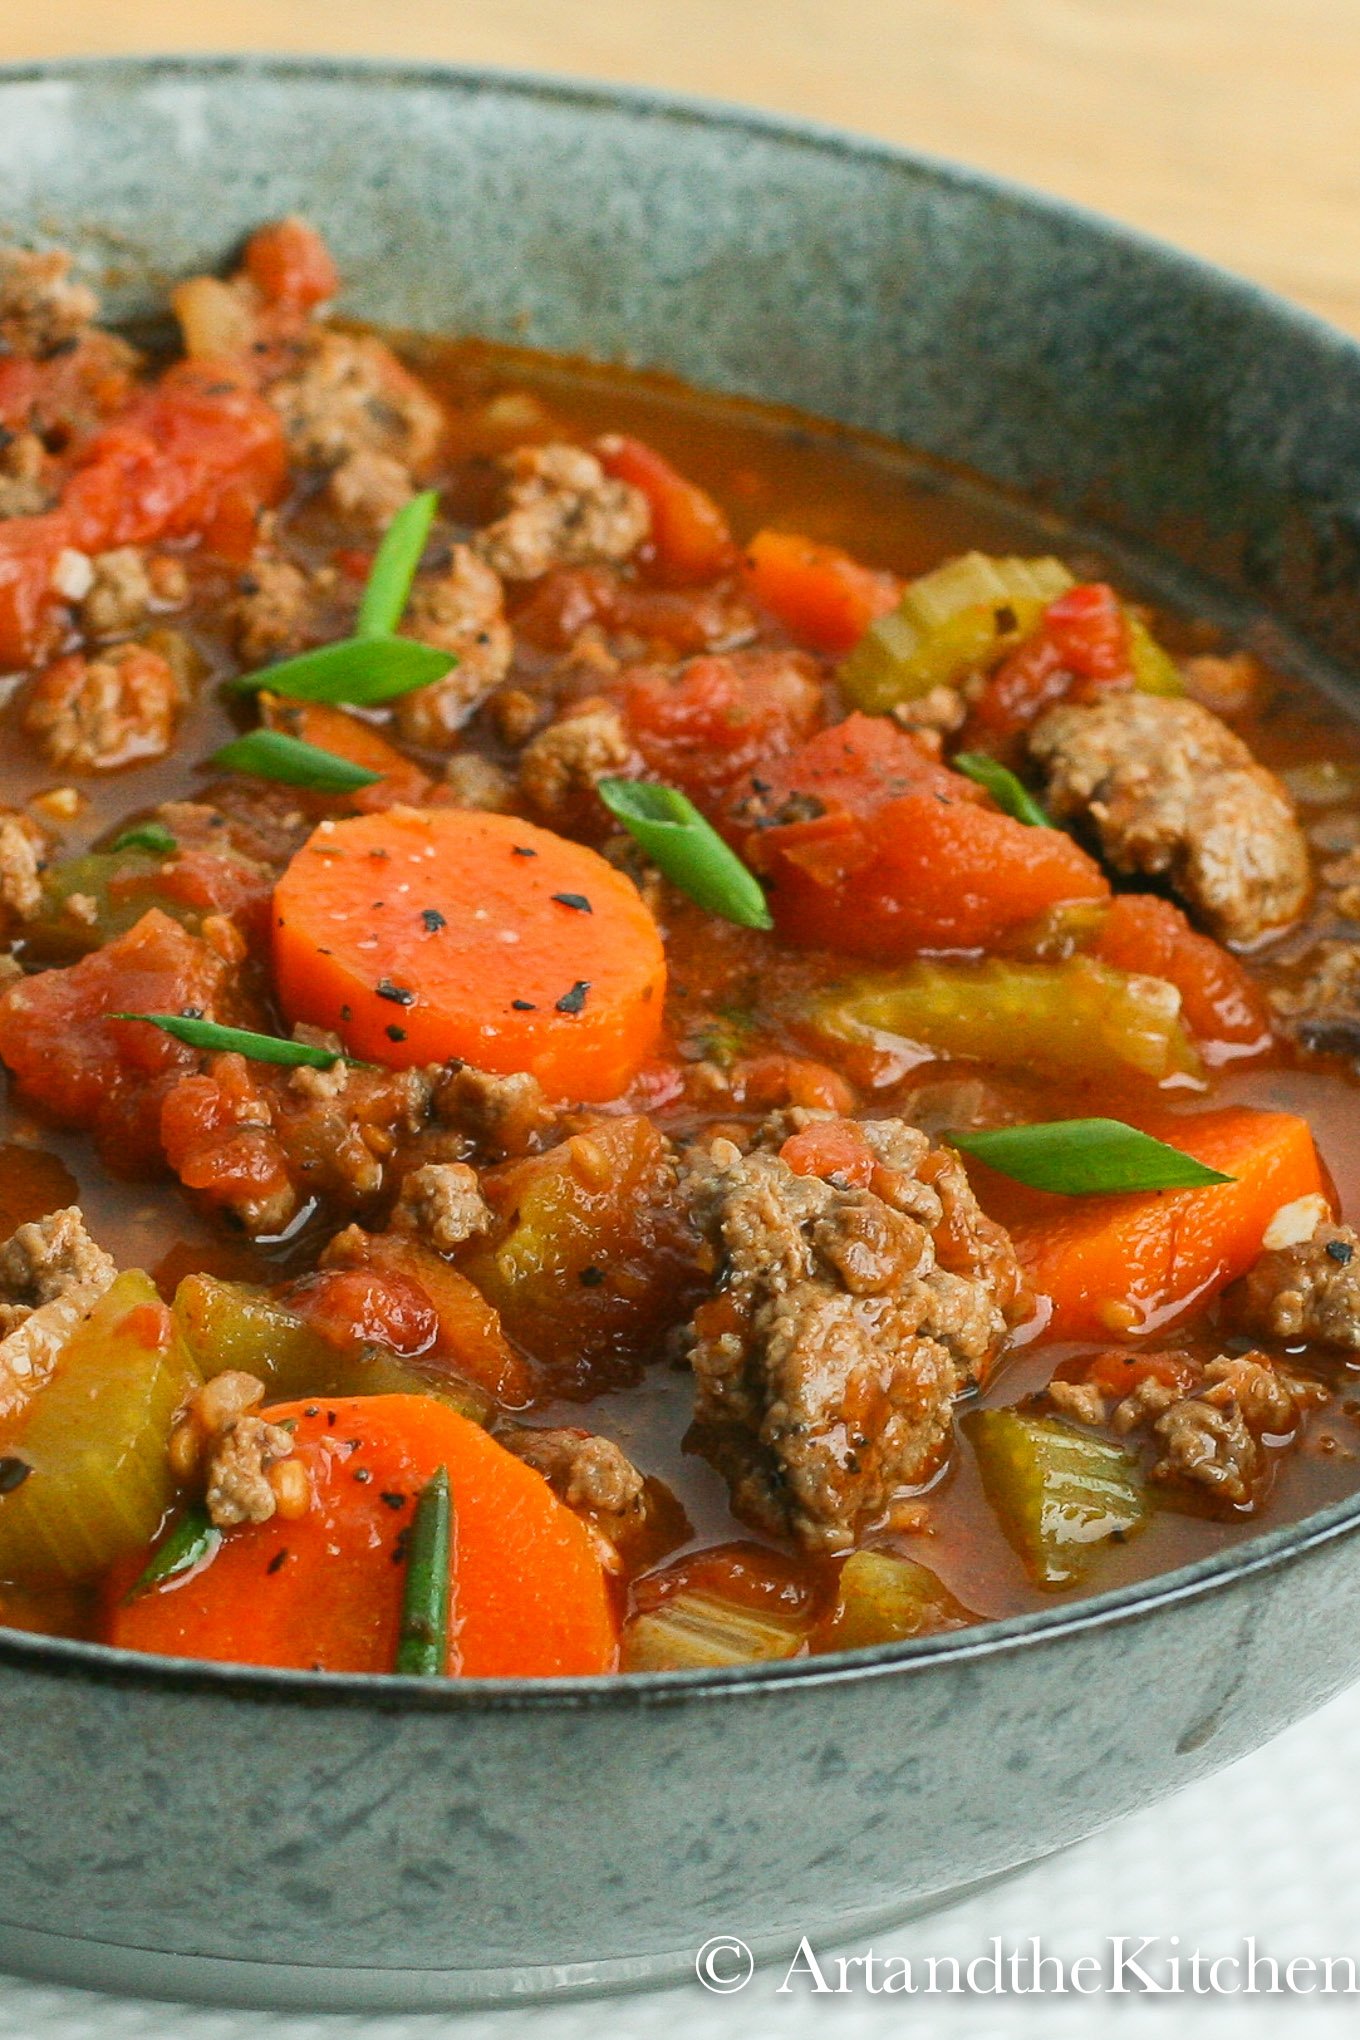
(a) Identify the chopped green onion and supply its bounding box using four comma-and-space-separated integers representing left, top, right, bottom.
109, 821, 178, 856
113, 1014, 346, 1068
210, 729, 382, 792
395, 1465, 452, 1677
127, 1503, 220, 1596
357, 489, 440, 638
597, 779, 773, 930
950, 1117, 1234, 1196
230, 634, 454, 706
952, 751, 1051, 828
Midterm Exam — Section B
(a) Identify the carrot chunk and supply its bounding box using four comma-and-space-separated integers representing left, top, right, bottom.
106, 1395, 617, 1676
272, 807, 666, 1102
260, 697, 433, 811
741, 530, 902, 654
997, 1107, 1329, 1340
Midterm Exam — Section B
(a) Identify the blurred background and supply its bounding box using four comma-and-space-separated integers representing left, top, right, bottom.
2, 0, 1356, 335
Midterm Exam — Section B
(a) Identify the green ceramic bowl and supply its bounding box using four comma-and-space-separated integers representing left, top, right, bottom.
1, 54, 1359, 2014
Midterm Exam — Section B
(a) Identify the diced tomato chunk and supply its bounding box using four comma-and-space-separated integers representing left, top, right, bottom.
1078, 1349, 1201, 1402
742, 714, 1109, 958
283, 1266, 440, 1359
779, 1117, 876, 1187
741, 529, 901, 655
1090, 895, 1274, 1062
0, 513, 71, 669
596, 435, 737, 585
241, 216, 340, 311
64, 364, 287, 555
622, 647, 823, 808
968, 583, 1132, 745
0, 909, 230, 1169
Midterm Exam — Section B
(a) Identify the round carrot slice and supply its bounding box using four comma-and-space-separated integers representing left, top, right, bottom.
272, 806, 666, 1101
107, 1396, 618, 1677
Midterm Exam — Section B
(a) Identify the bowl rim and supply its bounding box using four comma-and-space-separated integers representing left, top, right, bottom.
2, 48, 1359, 1711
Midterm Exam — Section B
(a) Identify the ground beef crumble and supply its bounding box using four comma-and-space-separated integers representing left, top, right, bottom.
473, 443, 651, 582
0, 1208, 117, 1422
680, 1115, 1024, 1552
1030, 692, 1310, 946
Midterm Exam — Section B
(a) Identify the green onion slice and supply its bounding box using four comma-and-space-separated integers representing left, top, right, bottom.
113, 1014, 347, 1068
357, 489, 440, 638
395, 1465, 453, 1677
952, 751, 1051, 828
950, 1118, 1234, 1196
230, 635, 454, 707
127, 1503, 221, 1596
597, 779, 774, 930
210, 729, 382, 793
109, 821, 178, 856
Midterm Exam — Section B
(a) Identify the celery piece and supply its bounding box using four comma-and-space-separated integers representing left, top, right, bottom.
815, 1550, 978, 1653
811, 955, 1203, 1086
620, 1589, 808, 1671
1126, 613, 1184, 697
966, 1408, 1148, 1589
171, 1275, 491, 1423
0, 1271, 201, 1584
839, 552, 1074, 711
30, 847, 168, 958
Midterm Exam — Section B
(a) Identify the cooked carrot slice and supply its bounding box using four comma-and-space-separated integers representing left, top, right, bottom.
741, 530, 902, 654
995, 1107, 1329, 1340
106, 1395, 617, 1676
272, 807, 666, 1102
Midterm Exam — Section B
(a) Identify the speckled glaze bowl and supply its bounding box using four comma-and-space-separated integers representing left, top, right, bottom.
3, 55, 1360, 2014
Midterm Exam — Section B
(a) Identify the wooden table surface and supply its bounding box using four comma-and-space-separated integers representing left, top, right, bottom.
1, 0, 1356, 337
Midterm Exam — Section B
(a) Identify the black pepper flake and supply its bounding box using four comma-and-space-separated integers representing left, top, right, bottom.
511, 999, 536, 1012
326, 1410, 337, 1427
578, 1266, 605, 1288
340, 1005, 353, 1023
376, 977, 415, 1006
368, 847, 390, 861
1328, 1239, 1355, 1265
354, 1468, 373, 1484
386, 1024, 408, 1042
379, 1490, 406, 1511
179, 1005, 205, 1021
421, 908, 446, 931
304, 1405, 320, 1418
392, 1525, 412, 1565
0, 1456, 31, 1494
512, 844, 537, 857
552, 892, 592, 914
555, 980, 590, 1015
266, 1549, 288, 1576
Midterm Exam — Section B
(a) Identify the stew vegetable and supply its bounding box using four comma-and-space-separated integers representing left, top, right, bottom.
0, 222, 1357, 1672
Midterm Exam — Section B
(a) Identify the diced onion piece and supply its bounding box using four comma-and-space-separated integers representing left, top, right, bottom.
1262, 1193, 1330, 1252
812, 956, 1203, 1087
816, 1549, 977, 1652
966, 1409, 1148, 1590
0, 1271, 201, 1584
171, 275, 254, 360
620, 1588, 808, 1671
839, 552, 1074, 710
